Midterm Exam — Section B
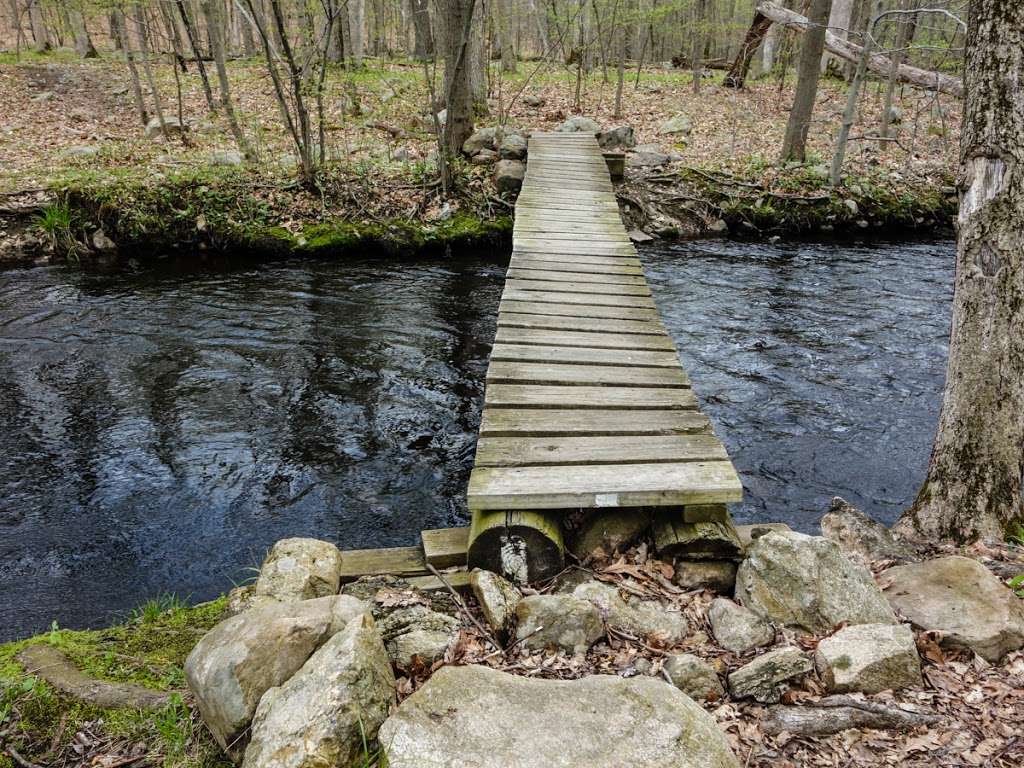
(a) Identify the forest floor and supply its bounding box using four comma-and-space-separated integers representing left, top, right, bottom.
0, 48, 960, 263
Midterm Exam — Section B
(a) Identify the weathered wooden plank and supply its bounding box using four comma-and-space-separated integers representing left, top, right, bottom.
505, 278, 650, 296
484, 384, 695, 409
490, 343, 679, 368
474, 434, 728, 467
513, 208, 624, 222
467, 461, 744, 510
506, 269, 648, 285
338, 545, 428, 582
499, 300, 659, 321
406, 571, 473, 593
508, 258, 644, 275
498, 312, 665, 335
479, 408, 711, 436
486, 361, 689, 387
495, 327, 675, 350
511, 253, 643, 268
502, 290, 655, 309
421, 527, 469, 568
511, 231, 631, 244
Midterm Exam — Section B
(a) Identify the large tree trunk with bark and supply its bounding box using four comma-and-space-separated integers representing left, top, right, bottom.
725, 1, 963, 98
779, 0, 831, 162
27, 0, 50, 52
441, 0, 476, 155
69, 6, 98, 58
896, 0, 1024, 544
722, 10, 771, 88
410, 0, 433, 59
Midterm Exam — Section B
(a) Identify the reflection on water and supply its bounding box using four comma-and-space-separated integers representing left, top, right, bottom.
645, 239, 954, 533
0, 239, 954, 640
0, 256, 504, 640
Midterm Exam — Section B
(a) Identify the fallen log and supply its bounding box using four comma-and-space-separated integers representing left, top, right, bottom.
763, 694, 943, 736
725, 1, 963, 97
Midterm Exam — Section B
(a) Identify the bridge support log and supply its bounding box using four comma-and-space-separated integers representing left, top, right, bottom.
467, 509, 565, 584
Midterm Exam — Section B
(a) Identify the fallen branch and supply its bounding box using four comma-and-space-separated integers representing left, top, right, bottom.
725, 1, 963, 97
764, 695, 943, 736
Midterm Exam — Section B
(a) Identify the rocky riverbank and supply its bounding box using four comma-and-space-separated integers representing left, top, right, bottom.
2, 499, 1022, 767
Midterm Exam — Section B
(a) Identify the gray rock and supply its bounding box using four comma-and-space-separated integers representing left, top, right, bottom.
735, 522, 791, 548
708, 598, 774, 653
494, 159, 526, 193
627, 143, 669, 167
499, 133, 527, 160
243, 613, 395, 768
573, 580, 689, 645
556, 116, 600, 134
523, 94, 546, 107
597, 125, 636, 150
881, 556, 1024, 662
379, 665, 740, 768
515, 594, 604, 654
377, 605, 459, 667
674, 560, 737, 594
569, 509, 650, 560
184, 595, 368, 757
814, 623, 922, 694
393, 146, 415, 161
728, 647, 813, 703
210, 150, 243, 166
254, 538, 343, 603
144, 115, 187, 139
91, 229, 116, 253
470, 569, 521, 633
470, 148, 498, 165
664, 653, 725, 702
735, 531, 897, 634
820, 497, 913, 563
887, 106, 902, 124
627, 229, 654, 243
658, 112, 693, 136
843, 199, 859, 216
462, 126, 502, 156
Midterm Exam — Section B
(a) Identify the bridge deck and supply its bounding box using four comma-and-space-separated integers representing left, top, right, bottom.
467, 133, 743, 512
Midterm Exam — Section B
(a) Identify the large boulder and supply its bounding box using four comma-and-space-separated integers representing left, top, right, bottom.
494, 159, 526, 194
658, 113, 693, 136
597, 125, 636, 150
499, 133, 528, 160
674, 560, 737, 594
144, 115, 187, 139
253, 537, 343, 603
735, 531, 897, 634
881, 556, 1024, 662
556, 116, 600, 134
727, 647, 812, 704
470, 569, 521, 633
515, 594, 604, 654
707, 598, 774, 654
814, 623, 922, 694
379, 665, 740, 768
462, 126, 502, 156
243, 613, 395, 768
377, 604, 460, 667
573, 580, 689, 645
664, 653, 725, 702
627, 145, 670, 167
819, 497, 914, 563
184, 596, 367, 757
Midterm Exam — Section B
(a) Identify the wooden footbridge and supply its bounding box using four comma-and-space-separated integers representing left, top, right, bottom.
336, 133, 742, 587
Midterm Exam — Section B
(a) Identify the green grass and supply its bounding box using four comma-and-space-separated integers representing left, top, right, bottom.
0, 597, 231, 768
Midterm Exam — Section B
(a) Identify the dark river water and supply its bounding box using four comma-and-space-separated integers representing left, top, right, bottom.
0, 239, 954, 640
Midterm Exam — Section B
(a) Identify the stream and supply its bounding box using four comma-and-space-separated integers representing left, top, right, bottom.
0, 238, 954, 640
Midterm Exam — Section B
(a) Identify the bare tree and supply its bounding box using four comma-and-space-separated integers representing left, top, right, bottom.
69, 3, 98, 58
27, 0, 49, 51
780, 0, 831, 161
112, 8, 149, 126
175, 0, 218, 114
201, 0, 253, 157
896, 0, 1024, 543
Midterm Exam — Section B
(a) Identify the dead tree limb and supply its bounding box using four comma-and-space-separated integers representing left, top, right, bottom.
725, 1, 963, 97
764, 695, 943, 737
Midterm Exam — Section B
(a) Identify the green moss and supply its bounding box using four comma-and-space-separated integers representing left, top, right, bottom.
0, 598, 230, 768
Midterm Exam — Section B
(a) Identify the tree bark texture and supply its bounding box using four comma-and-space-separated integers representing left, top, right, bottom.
722, 11, 772, 88
779, 0, 830, 162
441, 0, 476, 154
410, 0, 433, 58
896, 0, 1024, 543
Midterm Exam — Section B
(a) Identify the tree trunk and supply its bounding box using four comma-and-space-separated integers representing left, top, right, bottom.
112, 9, 148, 126
880, 0, 915, 139
780, 0, 831, 161
829, 0, 881, 185
348, 0, 365, 66
691, 0, 707, 92
133, 4, 170, 139
176, 0, 217, 114
723, 11, 772, 88
822, 0, 853, 74
495, 0, 517, 72
896, 0, 1024, 544
410, 0, 433, 58
69, 6, 98, 58
201, 0, 253, 158
441, 0, 476, 155
27, 0, 50, 52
